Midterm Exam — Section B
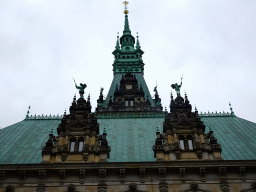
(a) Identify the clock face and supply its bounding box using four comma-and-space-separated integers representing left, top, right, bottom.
126, 85, 132, 90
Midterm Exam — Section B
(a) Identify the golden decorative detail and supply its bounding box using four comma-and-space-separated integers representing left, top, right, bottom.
123, 1, 129, 14
123, 1, 129, 7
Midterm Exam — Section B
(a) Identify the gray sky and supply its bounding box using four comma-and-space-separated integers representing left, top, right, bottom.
1, 0, 256, 128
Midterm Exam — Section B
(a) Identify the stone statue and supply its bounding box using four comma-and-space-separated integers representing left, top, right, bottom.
73, 78, 87, 98
171, 76, 183, 96
153, 86, 158, 94
100, 87, 104, 95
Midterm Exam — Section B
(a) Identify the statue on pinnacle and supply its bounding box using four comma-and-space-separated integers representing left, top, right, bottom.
73, 78, 87, 98
171, 75, 183, 97
100, 87, 104, 95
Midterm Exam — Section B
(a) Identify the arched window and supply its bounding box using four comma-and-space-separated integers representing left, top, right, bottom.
188, 136, 194, 150
125, 100, 129, 106
70, 139, 75, 152
130, 100, 134, 106
78, 138, 84, 152
179, 137, 185, 150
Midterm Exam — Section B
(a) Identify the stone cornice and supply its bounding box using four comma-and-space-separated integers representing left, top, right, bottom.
1, 160, 256, 170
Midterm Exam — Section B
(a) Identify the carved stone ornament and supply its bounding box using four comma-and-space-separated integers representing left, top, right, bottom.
98, 188, 107, 192
191, 183, 198, 191
181, 182, 211, 192
124, 183, 145, 192
159, 182, 168, 192
159, 188, 168, 192
79, 169, 86, 184
120, 168, 125, 183
6, 185, 14, 192
129, 183, 137, 192
38, 169, 46, 184
36, 184, 46, 192
68, 184, 76, 192
219, 167, 226, 181
199, 167, 206, 182
99, 168, 106, 183
140, 168, 145, 183
220, 182, 230, 192
159, 167, 166, 182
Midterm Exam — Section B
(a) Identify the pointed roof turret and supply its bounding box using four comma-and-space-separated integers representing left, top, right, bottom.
123, 1, 130, 34
136, 32, 141, 49
123, 14, 131, 35
25, 105, 30, 120
115, 32, 120, 49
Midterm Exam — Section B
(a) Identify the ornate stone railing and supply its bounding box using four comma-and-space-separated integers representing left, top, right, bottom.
25, 111, 235, 120
97, 112, 165, 119
199, 111, 235, 117
26, 114, 63, 120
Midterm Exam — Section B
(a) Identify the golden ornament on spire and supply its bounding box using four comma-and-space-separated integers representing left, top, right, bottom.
123, 1, 129, 14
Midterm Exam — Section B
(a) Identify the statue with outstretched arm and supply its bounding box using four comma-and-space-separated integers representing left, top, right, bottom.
73, 78, 87, 98
171, 76, 183, 97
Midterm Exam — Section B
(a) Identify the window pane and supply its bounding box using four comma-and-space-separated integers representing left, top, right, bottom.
125, 101, 128, 106
130, 101, 133, 106
179, 140, 185, 150
188, 139, 194, 150
78, 141, 84, 152
70, 142, 75, 152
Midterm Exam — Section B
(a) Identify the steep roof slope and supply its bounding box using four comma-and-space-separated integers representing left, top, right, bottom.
0, 116, 256, 164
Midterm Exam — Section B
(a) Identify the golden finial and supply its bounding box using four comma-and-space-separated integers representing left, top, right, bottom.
123, 1, 129, 14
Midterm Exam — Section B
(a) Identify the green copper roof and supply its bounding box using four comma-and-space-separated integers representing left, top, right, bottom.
0, 116, 256, 164
98, 118, 163, 162
0, 120, 59, 164
202, 116, 256, 160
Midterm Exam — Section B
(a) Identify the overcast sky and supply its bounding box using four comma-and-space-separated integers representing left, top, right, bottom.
1, 0, 256, 128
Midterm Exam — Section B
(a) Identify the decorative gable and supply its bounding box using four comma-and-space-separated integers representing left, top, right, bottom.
42, 90, 111, 163
153, 93, 222, 161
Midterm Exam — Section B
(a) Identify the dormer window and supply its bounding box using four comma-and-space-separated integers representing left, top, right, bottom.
70, 139, 75, 152
188, 137, 194, 150
78, 138, 84, 152
179, 137, 185, 150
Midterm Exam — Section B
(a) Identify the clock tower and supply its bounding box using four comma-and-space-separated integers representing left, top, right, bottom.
96, 7, 163, 117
